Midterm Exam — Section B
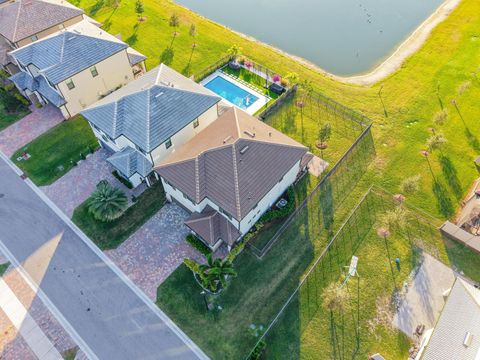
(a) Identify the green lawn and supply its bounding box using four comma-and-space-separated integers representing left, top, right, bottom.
11, 116, 99, 186
0, 262, 9, 276
72, 182, 166, 250
0, 103, 30, 131
221, 66, 280, 100
72, 0, 480, 220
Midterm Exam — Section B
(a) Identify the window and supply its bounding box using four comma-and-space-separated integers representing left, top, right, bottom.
90, 66, 98, 78
30, 35, 38, 42
165, 138, 172, 149
193, 118, 199, 128
65, 79, 75, 90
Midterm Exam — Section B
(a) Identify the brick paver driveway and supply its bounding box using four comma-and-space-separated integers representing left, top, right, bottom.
106, 203, 203, 300
0, 105, 63, 157
42, 148, 144, 218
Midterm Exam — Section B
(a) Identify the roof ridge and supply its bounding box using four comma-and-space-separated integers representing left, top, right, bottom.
155, 64, 164, 84
11, 1, 22, 43
146, 88, 151, 151
459, 278, 480, 308
112, 100, 118, 137
242, 138, 308, 151
230, 143, 242, 219
194, 157, 200, 202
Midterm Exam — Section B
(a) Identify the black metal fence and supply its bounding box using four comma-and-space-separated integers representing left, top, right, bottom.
248, 89, 376, 257
245, 186, 446, 359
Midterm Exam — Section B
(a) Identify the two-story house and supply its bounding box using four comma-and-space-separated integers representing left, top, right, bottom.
156, 107, 310, 251
0, 0, 86, 73
9, 20, 146, 118
81, 64, 223, 187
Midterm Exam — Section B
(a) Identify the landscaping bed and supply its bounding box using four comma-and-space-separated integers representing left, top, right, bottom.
0, 262, 9, 276
11, 116, 99, 186
0, 70, 30, 131
72, 182, 166, 250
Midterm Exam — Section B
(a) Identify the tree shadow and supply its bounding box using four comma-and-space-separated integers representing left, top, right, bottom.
126, 33, 137, 46
88, 0, 104, 16
432, 181, 455, 218
465, 127, 480, 152
160, 47, 174, 65
438, 155, 463, 199
182, 64, 191, 77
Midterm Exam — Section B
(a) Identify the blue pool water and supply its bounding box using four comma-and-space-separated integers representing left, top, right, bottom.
204, 76, 259, 110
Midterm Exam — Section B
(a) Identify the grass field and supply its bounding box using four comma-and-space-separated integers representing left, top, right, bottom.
71, 0, 480, 220
11, 116, 99, 186
72, 182, 166, 250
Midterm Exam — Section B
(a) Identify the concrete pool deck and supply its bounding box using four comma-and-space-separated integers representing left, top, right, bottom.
200, 70, 269, 115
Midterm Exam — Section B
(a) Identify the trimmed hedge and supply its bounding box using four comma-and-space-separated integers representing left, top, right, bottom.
112, 170, 134, 189
186, 233, 212, 256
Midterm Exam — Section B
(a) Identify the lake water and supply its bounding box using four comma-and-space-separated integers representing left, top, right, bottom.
174, 0, 445, 76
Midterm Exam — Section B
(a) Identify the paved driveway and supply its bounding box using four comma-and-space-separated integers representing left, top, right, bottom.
107, 203, 203, 300
393, 254, 456, 337
0, 105, 63, 157
42, 148, 145, 218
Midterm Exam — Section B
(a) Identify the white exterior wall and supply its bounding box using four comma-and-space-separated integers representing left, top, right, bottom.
57, 50, 134, 117
150, 105, 219, 165
238, 160, 301, 234
128, 173, 143, 187
161, 159, 301, 241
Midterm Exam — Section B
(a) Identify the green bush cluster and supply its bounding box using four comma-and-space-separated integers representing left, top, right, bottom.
186, 233, 212, 256
112, 170, 134, 189
258, 187, 295, 224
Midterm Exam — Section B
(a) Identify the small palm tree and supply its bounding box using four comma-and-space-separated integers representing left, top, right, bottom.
426, 132, 448, 152
87, 180, 128, 222
169, 14, 180, 46
135, 0, 144, 21
316, 122, 332, 158
184, 254, 237, 293
227, 44, 241, 60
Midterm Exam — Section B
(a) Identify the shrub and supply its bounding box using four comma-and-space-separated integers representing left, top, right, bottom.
400, 175, 421, 194
186, 233, 212, 256
258, 187, 295, 224
112, 170, 134, 189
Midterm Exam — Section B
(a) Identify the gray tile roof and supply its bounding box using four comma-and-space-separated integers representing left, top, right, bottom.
107, 146, 152, 178
82, 66, 221, 153
126, 48, 146, 66
10, 71, 66, 106
422, 278, 480, 359
185, 206, 241, 247
157, 108, 308, 221
0, 0, 83, 43
10, 31, 127, 84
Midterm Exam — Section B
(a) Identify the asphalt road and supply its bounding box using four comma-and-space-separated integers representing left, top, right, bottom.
0, 156, 204, 360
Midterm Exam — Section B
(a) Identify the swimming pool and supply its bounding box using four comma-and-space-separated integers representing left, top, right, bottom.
204, 76, 259, 110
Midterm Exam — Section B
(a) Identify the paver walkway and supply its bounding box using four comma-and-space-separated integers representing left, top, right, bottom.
107, 203, 203, 300
393, 254, 456, 338
0, 105, 63, 157
42, 149, 145, 218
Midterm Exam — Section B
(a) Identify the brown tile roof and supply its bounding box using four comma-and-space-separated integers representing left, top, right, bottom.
156, 107, 308, 221
0, 0, 83, 42
185, 206, 241, 247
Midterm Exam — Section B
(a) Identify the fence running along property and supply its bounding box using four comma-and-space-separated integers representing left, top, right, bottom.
245, 186, 448, 360
248, 89, 376, 257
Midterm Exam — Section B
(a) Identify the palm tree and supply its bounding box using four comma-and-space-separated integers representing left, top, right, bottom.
426, 132, 448, 153
184, 254, 237, 293
227, 44, 241, 60
316, 122, 332, 158
188, 23, 197, 66
87, 180, 128, 222
135, 0, 144, 21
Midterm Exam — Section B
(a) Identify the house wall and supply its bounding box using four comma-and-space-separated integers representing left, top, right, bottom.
128, 173, 143, 188
15, 15, 84, 48
238, 160, 301, 234
161, 159, 301, 241
56, 49, 133, 117
150, 105, 219, 165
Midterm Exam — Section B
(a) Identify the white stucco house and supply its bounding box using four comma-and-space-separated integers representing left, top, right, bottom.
9, 20, 146, 118
81, 64, 223, 188
156, 107, 310, 251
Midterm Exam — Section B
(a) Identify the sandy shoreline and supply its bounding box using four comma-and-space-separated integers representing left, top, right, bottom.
173, 0, 461, 86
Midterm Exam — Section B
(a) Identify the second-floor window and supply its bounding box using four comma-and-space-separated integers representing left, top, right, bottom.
193, 119, 199, 128
66, 79, 75, 90
90, 66, 98, 78
31, 35, 38, 42
165, 138, 172, 149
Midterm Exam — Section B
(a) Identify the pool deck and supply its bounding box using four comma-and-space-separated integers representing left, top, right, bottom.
200, 71, 269, 115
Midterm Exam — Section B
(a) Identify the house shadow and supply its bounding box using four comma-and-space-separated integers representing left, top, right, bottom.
465, 127, 480, 152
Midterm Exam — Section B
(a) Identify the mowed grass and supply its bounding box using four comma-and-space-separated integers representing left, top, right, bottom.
0, 103, 30, 131
11, 116, 99, 186
71, 0, 480, 220
72, 182, 166, 250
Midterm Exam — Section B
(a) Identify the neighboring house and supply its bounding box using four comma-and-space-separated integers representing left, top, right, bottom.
0, 0, 86, 73
415, 278, 480, 360
156, 107, 309, 251
81, 64, 222, 187
9, 20, 147, 118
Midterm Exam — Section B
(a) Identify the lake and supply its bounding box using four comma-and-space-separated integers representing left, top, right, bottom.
174, 0, 446, 76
